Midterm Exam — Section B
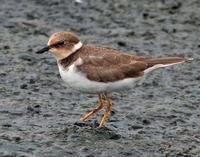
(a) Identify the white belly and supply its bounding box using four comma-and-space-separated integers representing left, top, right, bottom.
58, 63, 141, 94
58, 58, 183, 94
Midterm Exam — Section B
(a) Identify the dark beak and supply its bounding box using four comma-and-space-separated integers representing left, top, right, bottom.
35, 46, 50, 54
35, 40, 65, 54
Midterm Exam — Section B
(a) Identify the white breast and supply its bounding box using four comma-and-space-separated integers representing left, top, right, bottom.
58, 63, 141, 94
58, 59, 183, 94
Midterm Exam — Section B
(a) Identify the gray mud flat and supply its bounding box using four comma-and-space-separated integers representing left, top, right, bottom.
0, 0, 200, 157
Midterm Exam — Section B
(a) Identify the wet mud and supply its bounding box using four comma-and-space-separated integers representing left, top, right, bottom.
0, 0, 200, 156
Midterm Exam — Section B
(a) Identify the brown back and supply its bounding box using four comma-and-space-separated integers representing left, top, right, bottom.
59, 45, 187, 82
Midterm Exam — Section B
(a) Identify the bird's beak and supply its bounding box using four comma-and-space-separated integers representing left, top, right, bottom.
35, 40, 65, 54
35, 46, 50, 54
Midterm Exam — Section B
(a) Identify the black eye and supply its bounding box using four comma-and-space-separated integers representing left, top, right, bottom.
56, 40, 65, 47
52, 39, 65, 48
57, 40, 65, 46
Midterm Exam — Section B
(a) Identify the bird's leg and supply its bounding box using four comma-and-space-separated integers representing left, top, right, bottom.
99, 94, 112, 128
80, 94, 104, 121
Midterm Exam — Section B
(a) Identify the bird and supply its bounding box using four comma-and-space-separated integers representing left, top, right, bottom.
35, 31, 192, 128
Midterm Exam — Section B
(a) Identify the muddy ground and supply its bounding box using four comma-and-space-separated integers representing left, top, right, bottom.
0, 0, 200, 156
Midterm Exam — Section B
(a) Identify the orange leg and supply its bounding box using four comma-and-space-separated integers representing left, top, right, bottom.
80, 94, 104, 121
99, 94, 112, 128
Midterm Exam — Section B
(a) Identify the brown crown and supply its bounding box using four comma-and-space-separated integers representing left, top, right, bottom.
48, 32, 80, 46
47, 32, 81, 59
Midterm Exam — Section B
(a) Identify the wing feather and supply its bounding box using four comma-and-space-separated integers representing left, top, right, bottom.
77, 53, 147, 82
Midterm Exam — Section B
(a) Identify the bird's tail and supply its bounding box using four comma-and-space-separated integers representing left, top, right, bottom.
145, 57, 193, 67
143, 57, 193, 74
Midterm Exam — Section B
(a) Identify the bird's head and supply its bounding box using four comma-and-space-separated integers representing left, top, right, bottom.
36, 32, 82, 60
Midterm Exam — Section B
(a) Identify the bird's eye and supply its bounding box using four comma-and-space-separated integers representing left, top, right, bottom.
53, 39, 65, 48
57, 40, 65, 47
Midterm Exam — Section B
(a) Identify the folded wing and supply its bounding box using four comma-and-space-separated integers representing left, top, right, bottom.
65, 45, 191, 83
76, 49, 147, 82
77, 55, 189, 83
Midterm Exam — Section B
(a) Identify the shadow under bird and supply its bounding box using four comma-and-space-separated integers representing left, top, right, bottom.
35, 32, 193, 128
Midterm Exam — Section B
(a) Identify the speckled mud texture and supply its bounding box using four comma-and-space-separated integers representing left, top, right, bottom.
0, 0, 200, 157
